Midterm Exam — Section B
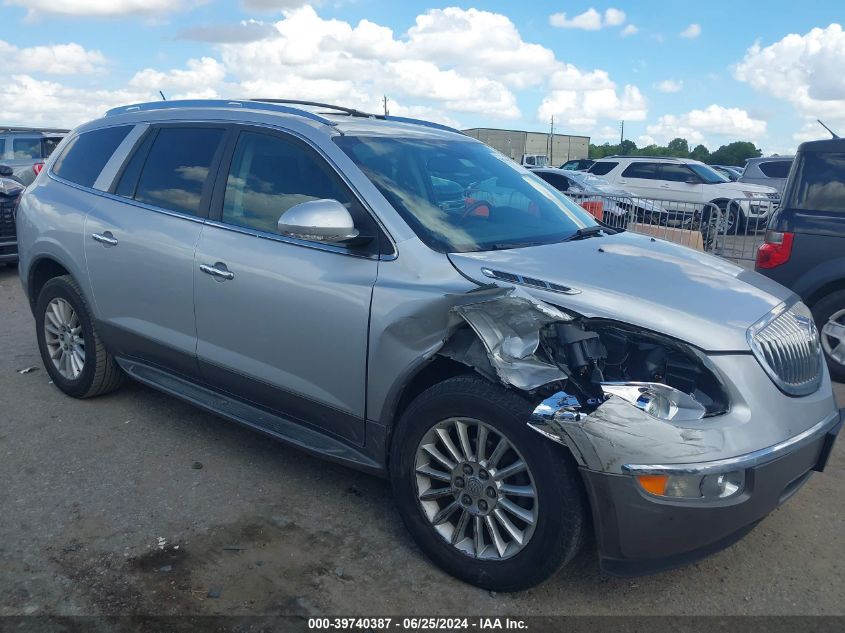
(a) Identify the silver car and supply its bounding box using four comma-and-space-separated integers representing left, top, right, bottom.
739, 156, 795, 195
16, 100, 842, 591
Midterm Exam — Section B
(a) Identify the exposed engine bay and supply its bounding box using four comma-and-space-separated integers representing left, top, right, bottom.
440, 286, 729, 420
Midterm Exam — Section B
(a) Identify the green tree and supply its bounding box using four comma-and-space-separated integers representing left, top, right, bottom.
619, 139, 637, 155
690, 144, 710, 162
667, 137, 690, 157
706, 141, 762, 166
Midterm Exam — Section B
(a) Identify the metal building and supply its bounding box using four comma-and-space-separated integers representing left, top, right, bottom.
462, 127, 590, 165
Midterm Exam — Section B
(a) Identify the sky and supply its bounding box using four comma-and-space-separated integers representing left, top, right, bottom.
1, 0, 844, 155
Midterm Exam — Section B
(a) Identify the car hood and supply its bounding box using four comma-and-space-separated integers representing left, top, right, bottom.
710, 181, 777, 195
447, 231, 794, 352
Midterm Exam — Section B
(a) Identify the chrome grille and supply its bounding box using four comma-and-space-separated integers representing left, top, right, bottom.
748, 302, 822, 396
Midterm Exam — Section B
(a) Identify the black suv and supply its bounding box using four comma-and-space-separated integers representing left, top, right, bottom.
756, 138, 845, 381
0, 165, 24, 264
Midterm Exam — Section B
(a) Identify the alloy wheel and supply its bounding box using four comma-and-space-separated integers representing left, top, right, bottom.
414, 417, 538, 561
821, 308, 845, 366
43, 297, 86, 380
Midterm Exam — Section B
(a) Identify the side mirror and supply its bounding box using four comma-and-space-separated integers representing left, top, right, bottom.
277, 199, 367, 245
0, 165, 13, 177
685, 176, 701, 185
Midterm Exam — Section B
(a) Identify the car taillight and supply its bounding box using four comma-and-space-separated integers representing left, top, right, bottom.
33, 162, 44, 175
756, 230, 794, 269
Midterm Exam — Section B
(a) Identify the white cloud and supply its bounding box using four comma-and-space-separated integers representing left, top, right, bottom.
0, 41, 107, 74
241, 0, 308, 10
549, 8, 626, 31
603, 8, 626, 27
0, 5, 644, 132
5, 0, 204, 18
680, 23, 701, 39
645, 105, 766, 145
621, 24, 638, 36
538, 66, 647, 128
655, 79, 683, 93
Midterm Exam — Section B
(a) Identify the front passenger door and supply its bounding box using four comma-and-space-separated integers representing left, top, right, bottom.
193, 128, 380, 444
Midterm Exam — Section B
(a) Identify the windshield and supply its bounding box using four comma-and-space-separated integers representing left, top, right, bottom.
689, 163, 729, 184
334, 137, 596, 252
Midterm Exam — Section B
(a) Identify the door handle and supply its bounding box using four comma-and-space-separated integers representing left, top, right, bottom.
91, 231, 118, 247
199, 263, 235, 281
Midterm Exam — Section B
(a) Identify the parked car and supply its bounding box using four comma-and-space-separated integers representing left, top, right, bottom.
1, 127, 68, 186
588, 156, 779, 231
756, 138, 845, 381
17, 99, 841, 591
520, 153, 549, 168
739, 156, 794, 195
0, 165, 24, 264
711, 165, 742, 181
533, 167, 663, 227
559, 158, 594, 171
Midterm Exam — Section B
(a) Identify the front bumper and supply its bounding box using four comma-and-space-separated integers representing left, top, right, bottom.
531, 376, 842, 575
584, 409, 841, 576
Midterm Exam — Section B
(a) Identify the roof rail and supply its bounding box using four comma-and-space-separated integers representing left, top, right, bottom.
104, 99, 338, 126
603, 154, 686, 161
103, 98, 463, 135
1, 126, 70, 134
381, 115, 463, 135
249, 98, 373, 119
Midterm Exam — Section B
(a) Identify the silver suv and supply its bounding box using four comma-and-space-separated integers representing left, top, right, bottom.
16, 100, 842, 591
1, 127, 67, 186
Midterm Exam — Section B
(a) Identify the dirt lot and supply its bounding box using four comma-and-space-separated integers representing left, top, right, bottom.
1, 264, 843, 617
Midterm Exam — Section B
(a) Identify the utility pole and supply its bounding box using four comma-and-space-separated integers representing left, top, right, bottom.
382, 95, 389, 116
619, 120, 624, 145
549, 115, 555, 165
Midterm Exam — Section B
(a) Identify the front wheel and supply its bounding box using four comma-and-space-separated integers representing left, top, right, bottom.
389, 374, 586, 591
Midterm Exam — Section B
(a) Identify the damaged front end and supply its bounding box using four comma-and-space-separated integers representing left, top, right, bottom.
440, 286, 732, 478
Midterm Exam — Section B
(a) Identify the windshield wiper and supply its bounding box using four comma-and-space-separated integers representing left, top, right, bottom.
563, 225, 605, 242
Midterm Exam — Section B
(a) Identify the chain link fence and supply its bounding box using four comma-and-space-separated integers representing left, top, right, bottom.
564, 192, 779, 264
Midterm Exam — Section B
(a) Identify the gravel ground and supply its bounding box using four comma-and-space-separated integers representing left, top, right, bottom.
1, 263, 843, 617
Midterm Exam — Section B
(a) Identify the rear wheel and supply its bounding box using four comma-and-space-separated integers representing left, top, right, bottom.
812, 290, 845, 382
389, 374, 586, 591
35, 275, 124, 398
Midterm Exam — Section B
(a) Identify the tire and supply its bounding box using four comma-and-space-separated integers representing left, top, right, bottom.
704, 200, 738, 234
35, 275, 124, 398
812, 290, 845, 383
389, 374, 586, 591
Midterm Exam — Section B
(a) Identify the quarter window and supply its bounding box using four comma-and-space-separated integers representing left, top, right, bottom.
52, 126, 132, 188
784, 152, 845, 212
133, 127, 225, 216
620, 162, 659, 179
222, 131, 365, 236
758, 160, 792, 179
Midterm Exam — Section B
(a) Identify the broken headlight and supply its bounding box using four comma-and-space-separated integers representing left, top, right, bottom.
540, 319, 729, 417
601, 382, 707, 422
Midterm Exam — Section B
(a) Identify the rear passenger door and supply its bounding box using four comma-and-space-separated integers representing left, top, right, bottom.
192, 127, 380, 444
616, 161, 661, 200
83, 124, 228, 378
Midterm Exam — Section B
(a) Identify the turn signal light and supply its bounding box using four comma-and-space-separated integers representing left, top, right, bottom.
635, 474, 668, 496
756, 230, 794, 269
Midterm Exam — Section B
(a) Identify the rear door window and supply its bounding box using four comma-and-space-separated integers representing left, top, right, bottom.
132, 127, 225, 216
12, 137, 41, 159
784, 152, 845, 212
52, 126, 133, 188
621, 162, 659, 179
588, 161, 617, 176
758, 160, 792, 179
